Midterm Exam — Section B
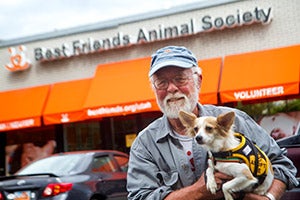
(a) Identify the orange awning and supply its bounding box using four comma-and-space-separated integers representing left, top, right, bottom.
84, 57, 159, 118
43, 78, 92, 125
84, 57, 221, 119
198, 58, 222, 105
219, 45, 300, 103
0, 85, 50, 132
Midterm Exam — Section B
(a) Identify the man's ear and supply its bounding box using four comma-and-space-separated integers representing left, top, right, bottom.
197, 74, 202, 89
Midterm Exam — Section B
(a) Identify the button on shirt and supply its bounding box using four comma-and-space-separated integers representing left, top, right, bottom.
170, 130, 195, 172
127, 104, 298, 200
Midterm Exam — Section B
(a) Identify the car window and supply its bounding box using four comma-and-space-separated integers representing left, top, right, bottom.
17, 154, 90, 176
114, 155, 129, 172
92, 156, 118, 172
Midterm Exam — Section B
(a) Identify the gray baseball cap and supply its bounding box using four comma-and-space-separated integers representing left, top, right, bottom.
149, 46, 198, 77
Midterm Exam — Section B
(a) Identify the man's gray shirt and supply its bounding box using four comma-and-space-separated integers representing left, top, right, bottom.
127, 104, 298, 199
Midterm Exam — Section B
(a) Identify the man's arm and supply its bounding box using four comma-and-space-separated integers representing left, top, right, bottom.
234, 109, 298, 190
244, 179, 286, 200
165, 172, 232, 200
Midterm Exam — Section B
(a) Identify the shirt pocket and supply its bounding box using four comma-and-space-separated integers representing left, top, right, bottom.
156, 170, 180, 188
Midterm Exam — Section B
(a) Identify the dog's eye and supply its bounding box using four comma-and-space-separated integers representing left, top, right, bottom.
193, 127, 199, 133
205, 126, 213, 132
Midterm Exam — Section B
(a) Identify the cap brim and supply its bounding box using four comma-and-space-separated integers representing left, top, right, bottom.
149, 60, 194, 77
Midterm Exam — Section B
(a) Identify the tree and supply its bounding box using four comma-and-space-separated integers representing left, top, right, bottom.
235, 99, 300, 121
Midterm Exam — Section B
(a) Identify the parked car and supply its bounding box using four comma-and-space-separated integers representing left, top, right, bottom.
0, 150, 129, 200
277, 134, 300, 200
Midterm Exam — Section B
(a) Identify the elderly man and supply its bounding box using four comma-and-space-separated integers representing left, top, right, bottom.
127, 46, 298, 200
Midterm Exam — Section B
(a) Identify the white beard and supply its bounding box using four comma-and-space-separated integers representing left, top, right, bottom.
157, 90, 199, 119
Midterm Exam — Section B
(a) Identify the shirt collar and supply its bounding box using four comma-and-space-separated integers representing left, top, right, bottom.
155, 115, 173, 143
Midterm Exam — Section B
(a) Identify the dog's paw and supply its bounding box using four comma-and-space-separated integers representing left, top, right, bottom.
207, 179, 218, 194
224, 193, 234, 200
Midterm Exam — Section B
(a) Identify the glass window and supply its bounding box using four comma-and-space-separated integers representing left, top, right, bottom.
92, 156, 117, 172
17, 154, 90, 176
114, 155, 129, 172
6, 126, 57, 175
63, 121, 102, 151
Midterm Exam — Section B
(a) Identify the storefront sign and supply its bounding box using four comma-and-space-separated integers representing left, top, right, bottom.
87, 101, 153, 117
5, 45, 31, 71
234, 86, 284, 101
0, 119, 35, 131
259, 111, 300, 140
60, 114, 70, 123
201, 7, 272, 31
126, 133, 137, 148
26, 6, 273, 62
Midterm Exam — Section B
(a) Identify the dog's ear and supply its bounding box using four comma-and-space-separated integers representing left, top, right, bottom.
217, 111, 235, 132
178, 110, 197, 128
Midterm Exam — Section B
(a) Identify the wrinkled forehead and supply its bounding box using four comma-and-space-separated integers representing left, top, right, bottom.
153, 66, 192, 78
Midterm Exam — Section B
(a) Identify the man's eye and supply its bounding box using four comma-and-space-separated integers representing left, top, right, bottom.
157, 80, 166, 86
174, 77, 186, 83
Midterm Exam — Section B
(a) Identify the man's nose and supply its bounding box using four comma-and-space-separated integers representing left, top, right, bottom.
166, 80, 179, 92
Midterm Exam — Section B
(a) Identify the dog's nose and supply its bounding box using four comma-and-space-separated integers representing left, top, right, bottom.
195, 135, 203, 144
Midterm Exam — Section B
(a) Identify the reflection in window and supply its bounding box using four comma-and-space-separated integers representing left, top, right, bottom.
114, 155, 128, 172
92, 156, 117, 172
18, 154, 89, 176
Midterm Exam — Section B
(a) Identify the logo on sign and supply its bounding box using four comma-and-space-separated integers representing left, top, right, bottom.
5, 45, 31, 72
61, 114, 70, 123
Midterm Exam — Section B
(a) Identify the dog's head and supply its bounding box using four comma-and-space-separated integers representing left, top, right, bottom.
178, 110, 235, 151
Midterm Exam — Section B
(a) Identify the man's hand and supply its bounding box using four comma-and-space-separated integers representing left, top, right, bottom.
164, 171, 232, 200
199, 172, 233, 199
243, 179, 286, 200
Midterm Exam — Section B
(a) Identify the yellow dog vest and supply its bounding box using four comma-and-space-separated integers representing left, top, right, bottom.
211, 133, 270, 184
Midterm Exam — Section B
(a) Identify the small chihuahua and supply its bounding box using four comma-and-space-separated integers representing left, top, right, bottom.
179, 110, 274, 200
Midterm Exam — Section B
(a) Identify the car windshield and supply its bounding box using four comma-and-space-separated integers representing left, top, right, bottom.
17, 154, 91, 176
